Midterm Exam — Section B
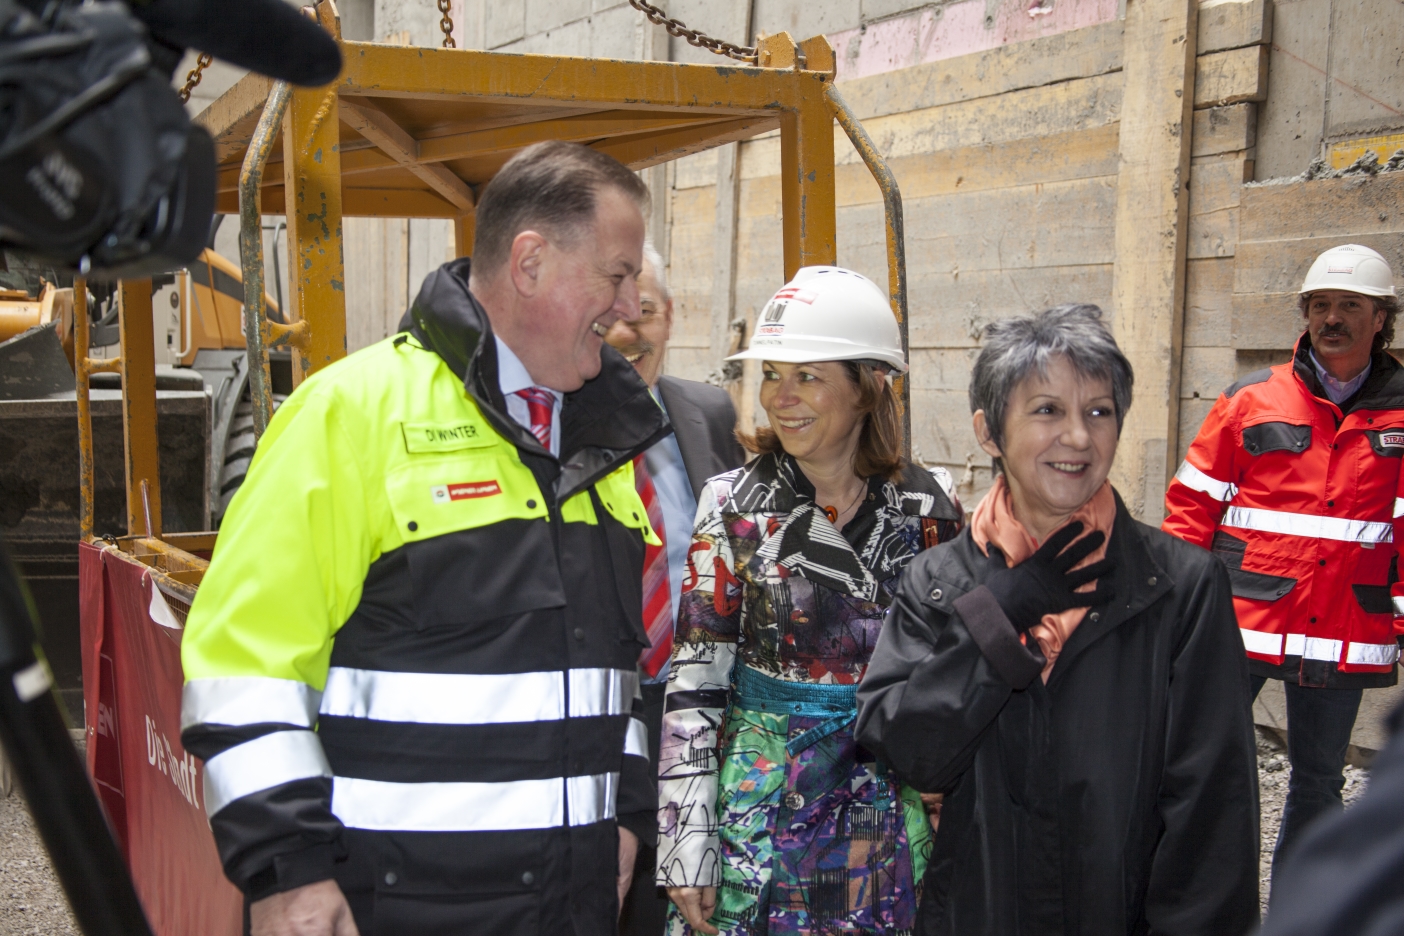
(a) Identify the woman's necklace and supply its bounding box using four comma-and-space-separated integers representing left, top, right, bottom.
822, 482, 867, 525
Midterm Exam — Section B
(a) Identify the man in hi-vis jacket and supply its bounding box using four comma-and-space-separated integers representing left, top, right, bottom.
1164, 244, 1402, 878
179, 142, 668, 936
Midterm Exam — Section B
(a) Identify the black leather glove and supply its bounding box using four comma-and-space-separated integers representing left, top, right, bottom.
982, 521, 1116, 633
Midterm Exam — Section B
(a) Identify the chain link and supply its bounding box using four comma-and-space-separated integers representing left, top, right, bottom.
627, 0, 756, 63
177, 52, 213, 104
437, 0, 456, 49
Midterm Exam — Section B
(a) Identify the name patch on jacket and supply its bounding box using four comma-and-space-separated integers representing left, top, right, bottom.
1367, 429, 1404, 458
432, 481, 502, 503
402, 420, 495, 453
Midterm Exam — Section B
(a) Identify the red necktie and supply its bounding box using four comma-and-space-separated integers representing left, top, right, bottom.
514, 387, 554, 450
635, 455, 673, 678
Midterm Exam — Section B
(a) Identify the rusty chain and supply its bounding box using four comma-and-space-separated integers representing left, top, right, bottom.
177, 52, 213, 103
437, 0, 456, 48
627, 0, 756, 63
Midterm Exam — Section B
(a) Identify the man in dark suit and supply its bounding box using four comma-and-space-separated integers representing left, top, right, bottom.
608, 243, 746, 935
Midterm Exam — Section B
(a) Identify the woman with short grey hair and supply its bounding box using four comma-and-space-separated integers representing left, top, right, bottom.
856, 304, 1260, 934
970, 304, 1134, 460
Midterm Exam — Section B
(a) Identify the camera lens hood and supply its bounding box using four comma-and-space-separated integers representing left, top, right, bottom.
129, 0, 342, 87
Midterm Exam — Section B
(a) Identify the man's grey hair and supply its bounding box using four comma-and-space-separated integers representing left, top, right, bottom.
642, 240, 669, 302
969, 304, 1134, 451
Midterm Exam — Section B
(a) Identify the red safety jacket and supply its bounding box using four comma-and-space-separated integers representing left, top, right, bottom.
1164, 337, 1404, 688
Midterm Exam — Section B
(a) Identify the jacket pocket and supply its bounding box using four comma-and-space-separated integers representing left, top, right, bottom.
1352, 584, 1394, 614
369, 829, 545, 935
1212, 531, 1296, 601
402, 521, 566, 630
1227, 568, 1297, 602
385, 451, 546, 545
1241, 421, 1311, 456
1210, 531, 1247, 566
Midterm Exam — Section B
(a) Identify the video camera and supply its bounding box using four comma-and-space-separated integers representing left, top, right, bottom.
0, 0, 341, 280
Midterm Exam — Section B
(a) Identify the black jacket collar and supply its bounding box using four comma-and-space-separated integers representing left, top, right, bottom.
922, 489, 1171, 685
1291, 333, 1404, 414
1045, 490, 1171, 687
402, 258, 671, 499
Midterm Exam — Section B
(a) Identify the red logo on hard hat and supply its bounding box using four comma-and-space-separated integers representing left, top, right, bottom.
773, 287, 818, 304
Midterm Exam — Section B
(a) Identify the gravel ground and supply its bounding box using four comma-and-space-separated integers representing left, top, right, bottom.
0, 731, 1374, 931
0, 788, 78, 936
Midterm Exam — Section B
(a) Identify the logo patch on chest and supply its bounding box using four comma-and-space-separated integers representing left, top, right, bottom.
431, 481, 502, 503
1365, 429, 1404, 458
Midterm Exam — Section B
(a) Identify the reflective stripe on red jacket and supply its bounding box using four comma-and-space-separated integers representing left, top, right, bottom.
1163, 336, 1404, 688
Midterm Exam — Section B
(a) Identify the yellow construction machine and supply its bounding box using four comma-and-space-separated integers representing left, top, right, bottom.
0, 243, 279, 713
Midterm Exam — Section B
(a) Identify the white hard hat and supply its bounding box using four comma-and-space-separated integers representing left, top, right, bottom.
727, 266, 907, 373
1300, 244, 1395, 297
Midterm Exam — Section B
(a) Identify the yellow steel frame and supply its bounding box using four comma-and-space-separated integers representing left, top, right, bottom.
79, 0, 912, 584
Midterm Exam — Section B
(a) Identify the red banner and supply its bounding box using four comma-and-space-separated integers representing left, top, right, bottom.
79, 542, 242, 935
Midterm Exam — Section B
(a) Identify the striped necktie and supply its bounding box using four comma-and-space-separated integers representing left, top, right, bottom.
635, 455, 673, 678
514, 387, 554, 450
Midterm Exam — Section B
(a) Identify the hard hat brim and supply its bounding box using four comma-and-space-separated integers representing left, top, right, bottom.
725, 345, 909, 374
1298, 284, 1397, 298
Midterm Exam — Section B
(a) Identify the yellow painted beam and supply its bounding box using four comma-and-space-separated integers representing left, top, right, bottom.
337, 42, 813, 114
282, 81, 347, 383
454, 214, 475, 259
220, 112, 757, 193
217, 186, 463, 218
118, 279, 162, 537
338, 98, 476, 210
595, 116, 778, 170
195, 71, 275, 163
779, 79, 837, 278
418, 112, 738, 164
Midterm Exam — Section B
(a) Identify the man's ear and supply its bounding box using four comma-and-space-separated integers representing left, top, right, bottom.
662, 298, 675, 341
972, 409, 1003, 460
507, 230, 547, 298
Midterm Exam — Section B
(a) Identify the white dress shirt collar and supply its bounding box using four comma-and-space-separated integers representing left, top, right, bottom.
1309, 348, 1371, 406
496, 335, 562, 457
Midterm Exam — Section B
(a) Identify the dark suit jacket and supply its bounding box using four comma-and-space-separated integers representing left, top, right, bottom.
655, 374, 746, 497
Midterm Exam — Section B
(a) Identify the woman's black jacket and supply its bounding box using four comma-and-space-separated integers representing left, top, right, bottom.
855, 490, 1260, 936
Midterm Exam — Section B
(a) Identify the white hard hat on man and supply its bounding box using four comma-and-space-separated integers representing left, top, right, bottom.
1300, 244, 1396, 297
727, 265, 907, 372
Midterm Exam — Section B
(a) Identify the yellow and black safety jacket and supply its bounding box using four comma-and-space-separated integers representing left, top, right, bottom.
180, 258, 669, 934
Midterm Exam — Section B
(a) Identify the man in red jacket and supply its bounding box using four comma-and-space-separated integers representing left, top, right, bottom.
1164, 243, 1401, 878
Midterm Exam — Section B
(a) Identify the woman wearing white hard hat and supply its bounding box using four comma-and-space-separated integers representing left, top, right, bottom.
656, 267, 963, 935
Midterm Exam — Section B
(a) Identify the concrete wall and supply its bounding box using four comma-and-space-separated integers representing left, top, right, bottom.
1256, 0, 1404, 180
